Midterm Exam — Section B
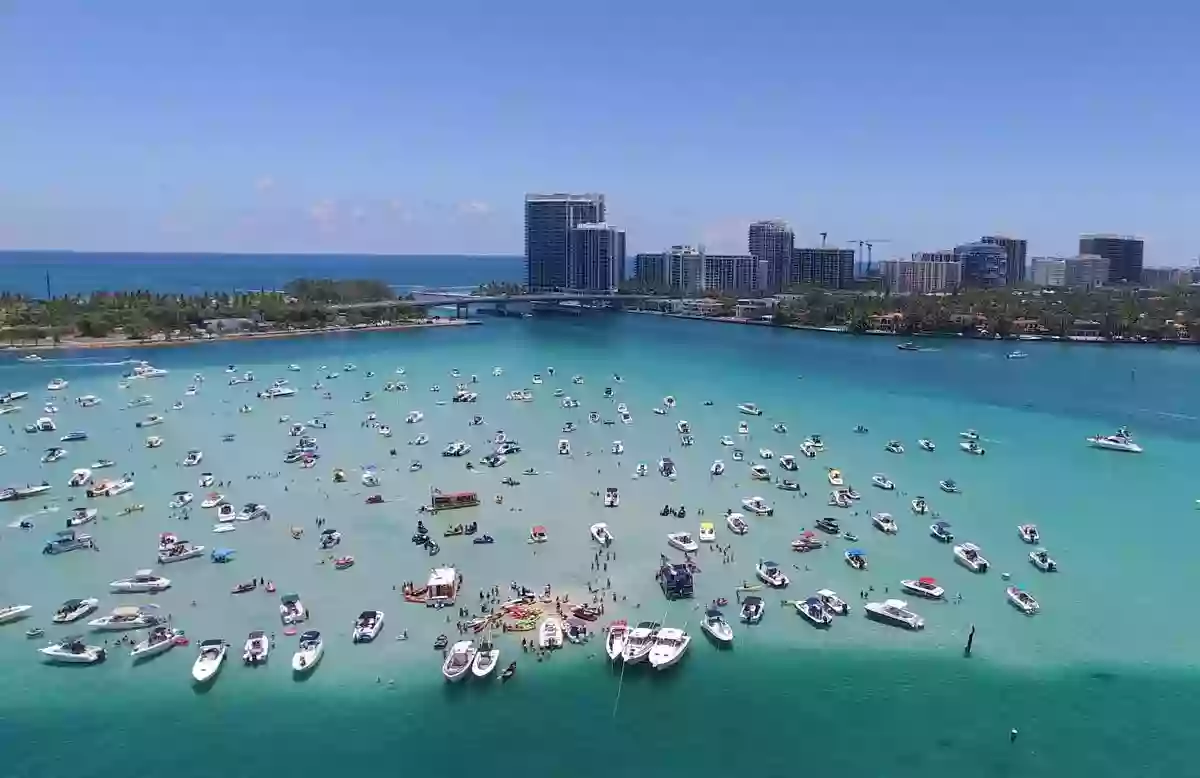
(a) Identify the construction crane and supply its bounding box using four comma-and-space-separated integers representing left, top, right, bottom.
820, 232, 828, 248
845, 239, 892, 276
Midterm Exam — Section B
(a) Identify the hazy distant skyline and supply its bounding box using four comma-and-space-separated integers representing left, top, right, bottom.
1, 2, 1197, 265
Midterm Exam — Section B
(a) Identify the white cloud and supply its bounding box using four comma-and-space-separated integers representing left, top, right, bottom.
308, 199, 338, 231
456, 200, 492, 216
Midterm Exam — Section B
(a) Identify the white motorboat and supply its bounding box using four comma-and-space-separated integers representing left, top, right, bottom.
918, 438, 936, 452
711, 459, 725, 476
1087, 427, 1143, 453
663, 395, 676, 409
492, 367, 503, 377
200, 492, 224, 509
620, 411, 632, 425
699, 522, 716, 542
726, 512, 749, 534
900, 577, 945, 599
930, 521, 954, 542
720, 435, 735, 447
701, 609, 734, 644
953, 542, 990, 572
779, 454, 798, 471
667, 531, 699, 552
67, 468, 93, 487
41, 447, 67, 463
292, 630, 324, 673
1006, 586, 1040, 615
676, 420, 690, 434
826, 468, 844, 487
530, 373, 543, 385
145, 435, 164, 449
960, 429, 979, 441
871, 474, 895, 490
66, 507, 98, 526
603, 621, 630, 661
105, 477, 135, 496
816, 589, 850, 616
590, 522, 614, 545
198, 472, 214, 487
91, 458, 116, 470
910, 497, 929, 515
411, 433, 429, 446
1029, 548, 1058, 572
183, 450, 203, 467
864, 599, 925, 630
828, 491, 853, 509
773, 422, 788, 434
168, 491, 194, 509
648, 627, 691, 670
0, 604, 33, 624
885, 440, 905, 454
616, 402, 629, 414
872, 512, 898, 534
217, 503, 236, 522
658, 457, 676, 478
243, 630, 270, 664
621, 621, 659, 663
758, 448, 773, 460
750, 464, 771, 481
472, 639, 500, 678
279, 593, 307, 624
192, 639, 228, 682
88, 606, 164, 631
558, 439, 571, 456
52, 598, 99, 624
47, 378, 69, 391
794, 596, 833, 627
137, 414, 164, 428
32, 416, 56, 432
1018, 523, 1041, 544
158, 541, 205, 564
939, 479, 960, 493
110, 569, 171, 593
738, 421, 749, 434
603, 487, 619, 507
845, 549, 868, 570
378, 425, 392, 438
634, 463, 648, 477
131, 626, 181, 660
960, 441, 986, 456
756, 559, 789, 588
738, 402, 762, 416
442, 640, 476, 682
352, 610, 385, 643
537, 617, 564, 649
611, 440, 624, 455
235, 502, 269, 521
40, 636, 107, 664
742, 496, 773, 515
740, 595, 765, 623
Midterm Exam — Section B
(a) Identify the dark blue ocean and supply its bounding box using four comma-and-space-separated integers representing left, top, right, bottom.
0, 251, 523, 296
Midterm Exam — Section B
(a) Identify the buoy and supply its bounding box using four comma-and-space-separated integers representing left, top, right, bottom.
1010, 728, 1019, 743
284, 627, 298, 636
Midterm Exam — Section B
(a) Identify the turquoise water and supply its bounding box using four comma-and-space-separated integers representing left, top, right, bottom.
2, 315, 1198, 776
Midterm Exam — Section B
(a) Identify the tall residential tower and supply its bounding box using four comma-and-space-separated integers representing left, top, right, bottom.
1078, 234, 1143, 285
524, 193, 606, 292
568, 223, 626, 293
748, 220, 794, 292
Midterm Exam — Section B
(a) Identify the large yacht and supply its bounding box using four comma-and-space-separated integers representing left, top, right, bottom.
1086, 426, 1143, 453
88, 606, 164, 631
40, 636, 106, 664
864, 599, 925, 630
647, 627, 691, 670
109, 569, 171, 593
621, 621, 660, 664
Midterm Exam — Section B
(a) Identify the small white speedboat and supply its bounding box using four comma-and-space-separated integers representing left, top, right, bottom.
168, 491, 194, 509
667, 531, 698, 553
130, 626, 181, 661
471, 639, 500, 678
1018, 523, 1041, 544
192, 639, 228, 682
442, 640, 476, 682
292, 630, 324, 673
954, 542, 990, 572
537, 617, 564, 649
68, 468, 92, 488
756, 559, 789, 588
648, 627, 690, 670
590, 522, 614, 545
40, 636, 106, 664
864, 599, 924, 630
741, 496, 773, 515
1029, 548, 1058, 572
352, 610, 385, 643
279, 593, 307, 625
726, 512, 749, 534
910, 497, 929, 515
700, 609, 733, 644
52, 598, 99, 624
794, 597, 833, 627
1006, 586, 1040, 615
243, 630, 270, 664
711, 459, 725, 476
88, 606, 163, 631
0, 604, 33, 624
605, 621, 629, 660
900, 577, 945, 599
872, 512, 898, 534
109, 570, 171, 593
200, 492, 224, 509
621, 622, 659, 663
960, 441, 986, 456
217, 504, 236, 522
183, 450, 203, 467
66, 507, 98, 526
918, 438, 936, 452
816, 589, 851, 616
750, 464, 771, 481
871, 474, 895, 490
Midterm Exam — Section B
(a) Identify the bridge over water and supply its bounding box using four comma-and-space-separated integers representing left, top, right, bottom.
333, 291, 673, 317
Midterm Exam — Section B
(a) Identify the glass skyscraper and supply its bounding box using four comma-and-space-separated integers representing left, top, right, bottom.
953, 242, 1008, 288
524, 193, 605, 292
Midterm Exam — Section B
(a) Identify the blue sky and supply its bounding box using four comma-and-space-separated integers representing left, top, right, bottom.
0, 1, 1195, 264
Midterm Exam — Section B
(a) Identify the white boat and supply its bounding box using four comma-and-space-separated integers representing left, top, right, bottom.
804, 435, 825, 451
742, 496, 773, 516
827, 468, 843, 486
590, 522, 614, 546
130, 626, 181, 660
241, 630, 270, 665
558, 439, 571, 456
198, 472, 214, 487
959, 441, 986, 456
773, 422, 788, 434
200, 492, 224, 509
663, 395, 676, 409
41, 447, 67, 463
1006, 586, 1040, 615
667, 531, 699, 552
910, 497, 929, 515
953, 542, 990, 572
168, 491, 194, 509
711, 459, 725, 476
472, 639, 500, 678
740, 595, 764, 623
738, 402, 762, 416
648, 627, 691, 670
404, 410, 424, 424
960, 429, 979, 441
492, 367, 503, 377
738, 421, 749, 434
1018, 523, 1040, 544
794, 596, 834, 627
698, 522, 715, 542
756, 559, 789, 588
538, 617, 564, 649
52, 598, 99, 624
720, 435, 735, 447
605, 621, 629, 660
136, 414, 164, 428
288, 364, 301, 372
779, 454, 798, 471
750, 464, 771, 480
235, 502, 269, 521
616, 402, 629, 414
828, 491, 853, 509
158, 541, 205, 564
621, 621, 659, 663
442, 640, 476, 682
279, 593, 307, 624
378, 426, 392, 438
183, 450, 203, 467
918, 438, 936, 452
106, 477, 135, 496
1087, 427, 1143, 453
292, 630, 324, 673
66, 507, 98, 526
930, 521, 954, 542
758, 448, 773, 460
33, 416, 56, 432
47, 378, 69, 391
411, 433, 429, 446
872, 512, 898, 534
109, 569, 171, 593
864, 599, 925, 630
0, 604, 33, 624
40, 636, 107, 664
88, 606, 163, 631
726, 512, 749, 534
145, 435, 164, 449
816, 589, 851, 616
603, 487, 619, 507
885, 440, 905, 454
1029, 548, 1058, 572
701, 609, 734, 644
68, 468, 92, 487
217, 503, 236, 522
352, 610, 385, 643
192, 639, 228, 682
900, 577, 945, 599
634, 463, 648, 477
620, 412, 632, 425
260, 386, 296, 399
871, 474, 895, 490
939, 479, 960, 493
608, 440, 624, 456
658, 457, 677, 478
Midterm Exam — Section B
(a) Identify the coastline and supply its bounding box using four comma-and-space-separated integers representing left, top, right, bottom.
1, 318, 480, 353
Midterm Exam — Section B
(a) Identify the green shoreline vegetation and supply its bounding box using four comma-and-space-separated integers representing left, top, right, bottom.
0, 278, 425, 346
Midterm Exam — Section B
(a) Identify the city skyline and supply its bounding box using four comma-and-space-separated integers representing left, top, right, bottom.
1, 3, 1198, 263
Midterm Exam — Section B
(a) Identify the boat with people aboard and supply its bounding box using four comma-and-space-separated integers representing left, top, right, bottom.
954, 542, 990, 572
280, 594, 307, 624
742, 496, 773, 515
814, 517, 840, 534
66, 507, 98, 526
710, 459, 725, 476
726, 512, 749, 534
872, 512, 899, 534
667, 531, 699, 553
192, 639, 228, 683
43, 529, 95, 555
1086, 426, 1143, 453
756, 559, 789, 588
698, 522, 715, 542
603, 487, 620, 507
352, 610, 384, 643
817, 589, 851, 616
537, 617, 564, 650
242, 631, 270, 665
605, 621, 629, 661
235, 503, 270, 521
88, 606, 164, 631
183, 450, 203, 467
40, 636, 107, 664
110, 569, 171, 593
701, 609, 733, 644
738, 402, 762, 416
939, 479, 960, 493
1018, 523, 1041, 544
794, 596, 833, 627
779, 454, 798, 471
960, 429, 980, 441
159, 540, 205, 564
292, 630, 324, 674
827, 468, 843, 486
68, 468, 92, 487
52, 598, 99, 624
740, 595, 765, 623
648, 627, 691, 670
911, 497, 929, 515
885, 440, 905, 454
900, 577, 944, 599
930, 521, 954, 543
865, 599, 925, 630
0, 604, 33, 624
918, 438, 936, 452
845, 548, 868, 570
557, 439, 571, 456
472, 638, 500, 678
750, 464, 770, 481
1006, 586, 1040, 614
621, 622, 659, 663
131, 626, 183, 661
590, 522, 614, 546
960, 441, 986, 455
168, 491, 193, 509
1029, 548, 1058, 572
529, 525, 548, 543
871, 474, 895, 490
828, 491, 852, 509
658, 457, 676, 478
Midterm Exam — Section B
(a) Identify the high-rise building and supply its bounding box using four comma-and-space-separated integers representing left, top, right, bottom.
1029, 257, 1067, 287
980, 235, 1028, 285
748, 220, 794, 291
702, 254, 762, 294
524, 193, 605, 292
953, 242, 1008, 288
1140, 266, 1193, 288
667, 245, 704, 294
632, 253, 668, 290
881, 255, 962, 295
1064, 254, 1109, 288
1078, 234, 1143, 284
568, 223, 626, 293
790, 248, 856, 289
